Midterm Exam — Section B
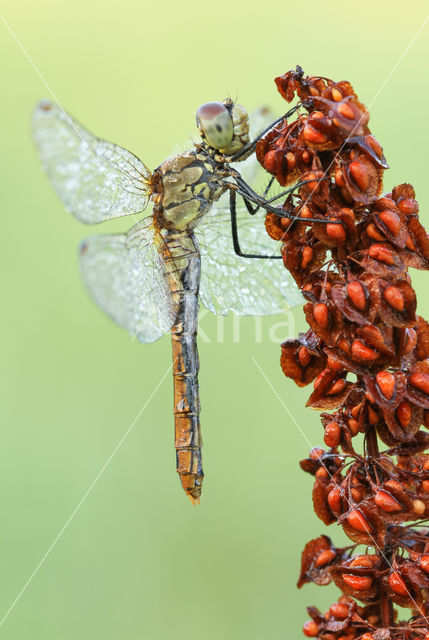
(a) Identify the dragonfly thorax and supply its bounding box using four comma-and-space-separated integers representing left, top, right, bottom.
152, 149, 229, 232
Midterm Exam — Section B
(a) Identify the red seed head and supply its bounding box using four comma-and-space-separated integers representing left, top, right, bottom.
329, 602, 349, 620
303, 620, 319, 637
337, 102, 355, 120
420, 555, 429, 573
368, 244, 395, 265
347, 509, 372, 533
410, 372, 429, 395
264, 150, 277, 173
301, 246, 314, 269
315, 467, 328, 480
351, 340, 379, 362
347, 281, 367, 310
398, 198, 418, 215
396, 400, 412, 428
349, 554, 375, 568
383, 286, 405, 312
342, 574, 373, 590
326, 222, 346, 241
324, 421, 341, 447
348, 419, 360, 436
388, 571, 409, 596
310, 447, 325, 460
413, 499, 425, 515
315, 548, 336, 567
313, 303, 329, 329
328, 487, 342, 513
326, 379, 346, 396
379, 210, 401, 235
374, 490, 402, 513
335, 167, 345, 187
376, 371, 395, 400
349, 161, 369, 192
366, 223, 385, 241
286, 151, 296, 169
303, 125, 328, 145
298, 346, 312, 368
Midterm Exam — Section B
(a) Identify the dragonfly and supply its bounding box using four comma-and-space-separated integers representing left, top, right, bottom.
32, 98, 312, 503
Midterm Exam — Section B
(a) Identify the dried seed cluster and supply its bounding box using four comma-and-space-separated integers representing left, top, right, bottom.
259, 67, 429, 638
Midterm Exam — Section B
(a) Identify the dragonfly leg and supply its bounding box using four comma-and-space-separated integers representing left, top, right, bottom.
229, 189, 282, 259
230, 172, 341, 225
230, 104, 303, 161
242, 176, 276, 217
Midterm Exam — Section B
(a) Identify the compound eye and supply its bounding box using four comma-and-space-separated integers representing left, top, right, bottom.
196, 102, 234, 150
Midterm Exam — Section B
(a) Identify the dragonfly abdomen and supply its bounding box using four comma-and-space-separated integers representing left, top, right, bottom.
162, 232, 203, 503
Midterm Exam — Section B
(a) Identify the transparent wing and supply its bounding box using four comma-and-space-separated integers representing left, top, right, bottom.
79, 217, 177, 343
195, 197, 302, 316
32, 101, 152, 224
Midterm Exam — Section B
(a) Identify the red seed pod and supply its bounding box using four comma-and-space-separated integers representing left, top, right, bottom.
349, 554, 376, 568
420, 555, 429, 573
263, 150, 277, 173
422, 480, 429, 493
310, 447, 325, 460
303, 620, 319, 637
396, 400, 412, 427
298, 346, 312, 368
349, 161, 369, 192
314, 548, 336, 567
388, 571, 409, 596
324, 421, 341, 447
374, 490, 402, 513
335, 167, 345, 187
348, 419, 360, 436
347, 281, 367, 310
303, 125, 328, 145
368, 244, 395, 264
347, 509, 372, 533
337, 102, 355, 120
329, 602, 349, 619
286, 151, 296, 170
313, 303, 329, 329
326, 379, 346, 395
342, 574, 373, 590
398, 198, 418, 214
383, 286, 405, 311
301, 246, 314, 269
326, 222, 346, 242
315, 467, 329, 480
327, 356, 344, 371
379, 210, 401, 235
376, 371, 395, 400
413, 499, 425, 515
366, 223, 385, 241
410, 372, 429, 395
328, 487, 343, 513
351, 340, 379, 362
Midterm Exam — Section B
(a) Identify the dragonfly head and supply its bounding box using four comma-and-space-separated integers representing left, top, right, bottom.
196, 99, 250, 156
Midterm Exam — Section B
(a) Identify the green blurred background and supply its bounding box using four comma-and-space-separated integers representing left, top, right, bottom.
1, 1, 429, 637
